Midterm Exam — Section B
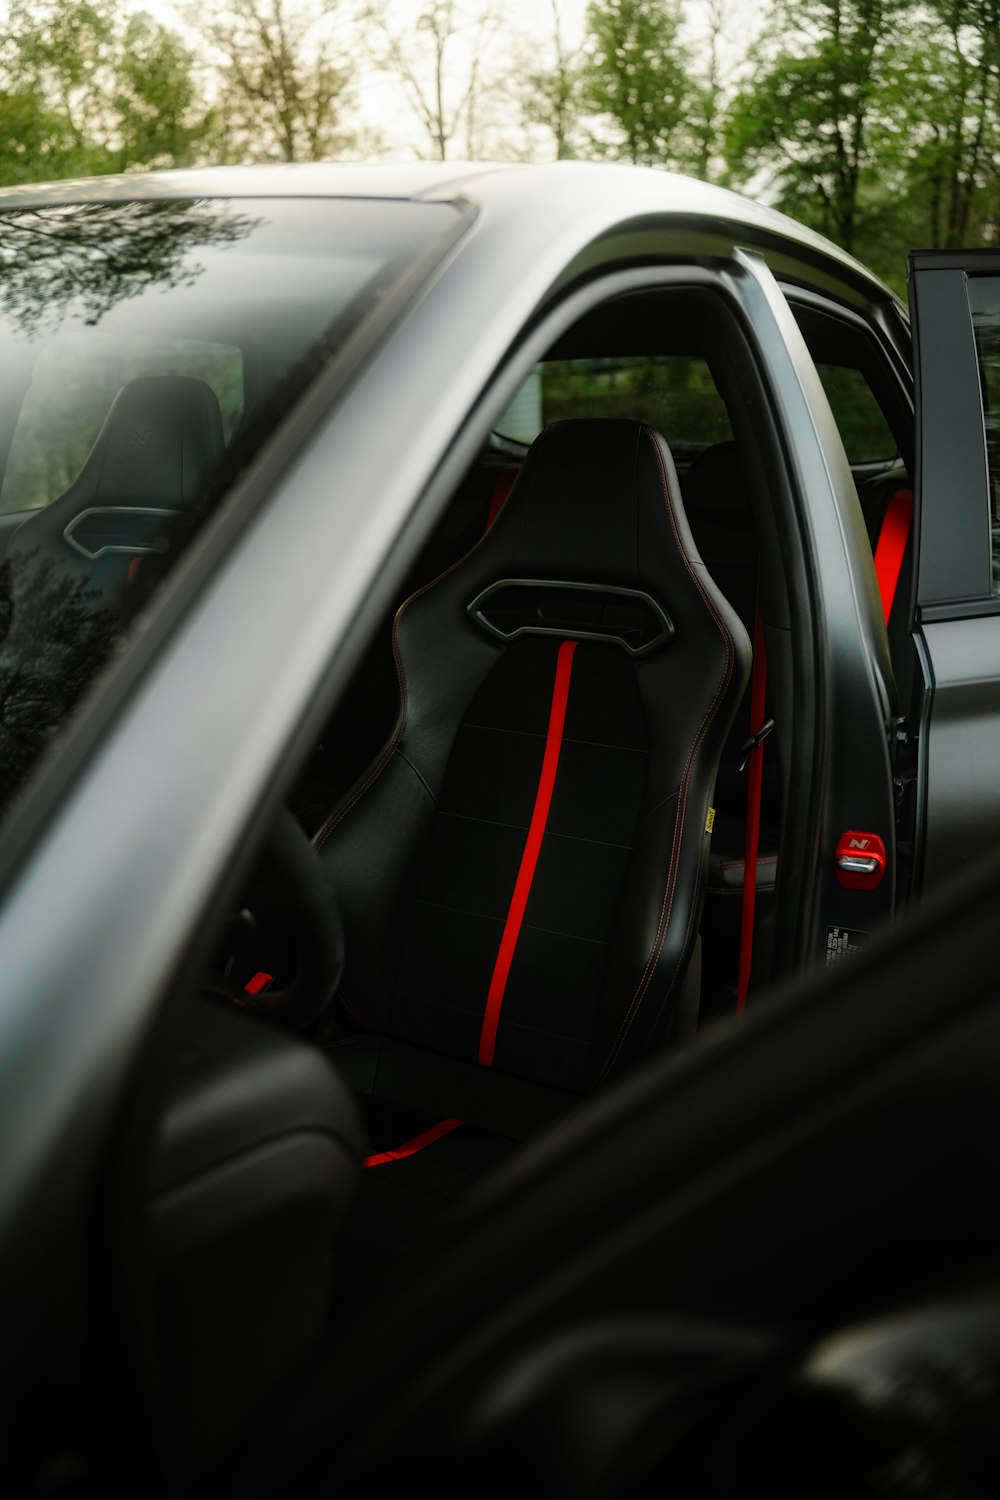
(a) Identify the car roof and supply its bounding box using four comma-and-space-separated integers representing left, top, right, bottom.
0, 160, 895, 303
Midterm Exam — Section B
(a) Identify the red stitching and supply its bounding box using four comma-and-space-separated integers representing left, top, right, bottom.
598, 429, 737, 1080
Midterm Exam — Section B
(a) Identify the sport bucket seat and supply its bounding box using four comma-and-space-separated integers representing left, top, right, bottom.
314, 419, 751, 1242
2, 374, 224, 628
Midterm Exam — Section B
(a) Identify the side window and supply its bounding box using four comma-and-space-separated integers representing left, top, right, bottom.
813, 363, 898, 466
967, 276, 1000, 595
789, 302, 911, 551
0, 336, 244, 516
493, 355, 734, 458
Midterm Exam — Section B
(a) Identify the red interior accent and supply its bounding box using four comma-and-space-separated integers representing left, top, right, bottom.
873, 487, 914, 623
834, 829, 887, 890
479, 639, 578, 1066
487, 467, 518, 527
126, 557, 143, 587
364, 1116, 464, 1168
244, 971, 274, 996
737, 593, 767, 1014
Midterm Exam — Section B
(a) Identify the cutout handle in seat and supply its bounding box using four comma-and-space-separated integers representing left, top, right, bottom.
468, 579, 674, 657
64, 506, 177, 560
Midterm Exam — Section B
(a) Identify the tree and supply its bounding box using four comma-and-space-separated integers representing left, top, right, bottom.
361, 0, 499, 161
516, 0, 584, 160
723, 0, 908, 255
114, 12, 208, 170
893, 0, 1000, 249
193, 0, 356, 164
690, 0, 739, 181
0, 1, 210, 183
581, 0, 701, 168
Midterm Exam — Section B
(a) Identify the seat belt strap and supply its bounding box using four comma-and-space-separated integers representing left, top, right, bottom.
364, 1116, 464, 1169
737, 588, 767, 1013
873, 487, 914, 623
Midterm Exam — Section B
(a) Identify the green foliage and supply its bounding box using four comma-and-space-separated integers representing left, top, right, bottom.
0, 1, 210, 183
541, 357, 734, 449
724, 0, 909, 253
890, 0, 1000, 250
581, 0, 700, 167
516, 0, 582, 162
724, 0, 1000, 279
0, 0, 996, 278
115, 13, 209, 170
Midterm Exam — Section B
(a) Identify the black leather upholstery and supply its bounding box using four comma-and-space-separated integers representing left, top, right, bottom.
318, 420, 751, 1111
4, 375, 224, 623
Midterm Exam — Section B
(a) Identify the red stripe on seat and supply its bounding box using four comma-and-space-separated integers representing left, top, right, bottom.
479, 639, 578, 1067
363, 1116, 464, 1168
873, 487, 914, 623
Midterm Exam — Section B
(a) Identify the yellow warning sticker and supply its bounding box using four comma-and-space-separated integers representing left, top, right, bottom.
705, 807, 716, 834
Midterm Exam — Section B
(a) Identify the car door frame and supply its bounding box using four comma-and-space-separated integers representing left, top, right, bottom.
908, 249, 1000, 893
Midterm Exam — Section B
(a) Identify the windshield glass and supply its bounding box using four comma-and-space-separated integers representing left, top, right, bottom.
0, 194, 456, 819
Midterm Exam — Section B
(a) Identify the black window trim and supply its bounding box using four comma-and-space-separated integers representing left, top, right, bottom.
908, 250, 1000, 615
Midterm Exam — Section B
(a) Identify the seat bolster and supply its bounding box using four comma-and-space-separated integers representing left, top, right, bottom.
317, 753, 437, 1033
589, 480, 752, 1081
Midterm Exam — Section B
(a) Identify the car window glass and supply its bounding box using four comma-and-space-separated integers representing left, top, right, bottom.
813, 362, 898, 465
0, 194, 458, 822
1, 337, 244, 515
967, 275, 1000, 596
494, 356, 734, 453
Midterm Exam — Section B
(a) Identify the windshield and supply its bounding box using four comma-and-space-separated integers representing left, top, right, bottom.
0, 194, 457, 819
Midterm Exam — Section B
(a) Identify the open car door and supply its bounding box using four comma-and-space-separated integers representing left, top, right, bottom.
907, 249, 1000, 893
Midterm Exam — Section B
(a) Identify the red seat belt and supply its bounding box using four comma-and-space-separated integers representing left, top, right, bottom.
873, 487, 914, 623
737, 590, 767, 1014
364, 1116, 464, 1169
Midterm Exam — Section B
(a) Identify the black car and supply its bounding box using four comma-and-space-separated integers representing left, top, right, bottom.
0, 161, 998, 1498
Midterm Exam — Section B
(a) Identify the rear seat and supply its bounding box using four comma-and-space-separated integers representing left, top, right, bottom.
682, 442, 780, 1006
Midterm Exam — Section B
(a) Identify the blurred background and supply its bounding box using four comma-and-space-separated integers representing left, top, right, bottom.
0, 0, 997, 291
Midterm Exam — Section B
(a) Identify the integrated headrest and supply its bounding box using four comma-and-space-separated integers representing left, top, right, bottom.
70, 375, 225, 511
486, 418, 702, 592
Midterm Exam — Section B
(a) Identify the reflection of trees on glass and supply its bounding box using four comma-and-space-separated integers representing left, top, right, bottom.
971, 292, 1000, 593
0, 550, 118, 816
0, 199, 259, 336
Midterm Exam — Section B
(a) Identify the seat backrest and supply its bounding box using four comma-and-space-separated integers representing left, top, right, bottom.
4, 375, 225, 621
317, 420, 751, 1092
